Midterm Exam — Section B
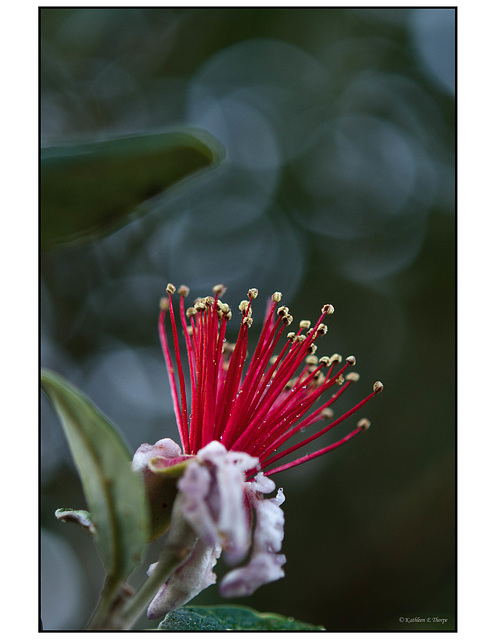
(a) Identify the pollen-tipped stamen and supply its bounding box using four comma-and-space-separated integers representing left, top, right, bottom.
259, 381, 381, 472
263, 423, 366, 477
254, 357, 359, 458
229, 304, 339, 453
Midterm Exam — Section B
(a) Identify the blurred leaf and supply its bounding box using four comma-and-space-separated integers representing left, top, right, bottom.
41, 369, 149, 583
158, 605, 325, 631
41, 128, 225, 250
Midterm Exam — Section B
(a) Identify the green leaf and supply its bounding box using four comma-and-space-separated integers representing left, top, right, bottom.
41, 128, 225, 250
158, 605, 325, 631
41, 369, 149, 582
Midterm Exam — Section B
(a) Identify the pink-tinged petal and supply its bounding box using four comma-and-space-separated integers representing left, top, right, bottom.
132, 438, 182, 472
177, 460, 220, 547
193, 442, 259, 565
219, 473, 286, 597
248, 472, 277, 496
215, 456, 251, 565
249, 487, 285, 554
147, 540, 221, 619
195, 439, 228, 466
219, 552, 286, 598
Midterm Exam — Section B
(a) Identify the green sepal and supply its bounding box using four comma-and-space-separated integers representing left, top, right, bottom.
148, 456, 191, 478
142, 471, 180, 542
140, 456, 191, 541
157, 605, 326, 631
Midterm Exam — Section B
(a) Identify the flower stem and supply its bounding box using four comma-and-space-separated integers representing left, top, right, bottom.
119, 496, 197, 630
87, 576, 133, 630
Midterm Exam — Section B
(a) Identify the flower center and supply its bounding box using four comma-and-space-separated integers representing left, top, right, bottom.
159, 284, 382, 476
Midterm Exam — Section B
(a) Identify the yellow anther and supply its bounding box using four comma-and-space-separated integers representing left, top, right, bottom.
212, 284, 227, 297
177, 285, 190, 297
358, 418, 371, 430
373, 381, 384, 394
222, 342, 235, 355
345, 372, 360, 383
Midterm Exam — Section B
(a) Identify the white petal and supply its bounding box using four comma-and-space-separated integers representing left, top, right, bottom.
251, 490, 285, 553
147, 541, 221, 619
225, 449, 260, 473
249, 472, 276, 495
196, 440, 228, 465
273, 487, 286, 507
180, 442, 259, 565
215, 454, 251, 564
177, 460, 220, 547
220, 473, 286, 597
219, 552, 286, 598
196, 441, 258, 472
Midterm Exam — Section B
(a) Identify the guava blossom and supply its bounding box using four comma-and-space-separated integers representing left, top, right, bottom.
133, 284, 382, 619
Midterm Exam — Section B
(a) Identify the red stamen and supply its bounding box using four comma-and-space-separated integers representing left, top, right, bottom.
157, 285, 382, 472
166, 289, 190, 451
263, 425, 364, 477
257, 362, 353, 457
158, 305, 189, 454
215, 320, 250, 444
259, 386, 377, 470
222, 316, 286, 447
179, 294, 196, 393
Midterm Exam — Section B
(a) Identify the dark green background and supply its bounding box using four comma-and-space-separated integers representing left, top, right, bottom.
40, 7, 455, 631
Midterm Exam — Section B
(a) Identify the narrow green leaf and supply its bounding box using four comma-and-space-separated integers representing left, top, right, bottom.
41, 369, 149, 582
158, 605, 325, 631
41, 128, 225, 250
